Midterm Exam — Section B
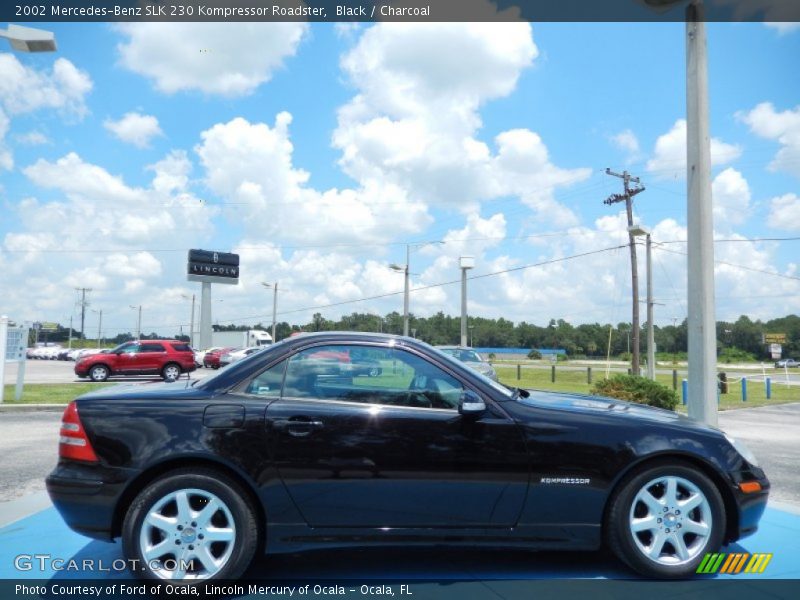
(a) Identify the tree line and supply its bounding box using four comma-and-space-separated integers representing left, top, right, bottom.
217, 311, 799, 359
31, 312, 799, 360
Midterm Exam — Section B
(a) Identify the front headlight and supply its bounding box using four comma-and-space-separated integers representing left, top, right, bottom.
725, 434, 760, 467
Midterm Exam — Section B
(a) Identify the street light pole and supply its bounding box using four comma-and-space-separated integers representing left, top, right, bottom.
630, 225, 656, 380
0, 24, 56, 52
181, 294, 196, 347
130, 305, 142, 340
261, 283, 279, 343
459, 256, 475, 347
402, 246, 409, 336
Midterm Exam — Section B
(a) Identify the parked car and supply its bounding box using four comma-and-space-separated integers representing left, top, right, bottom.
74, 340, 196, 382
775, 358, 799, 368
203, 347, 236, 369
47, 332, 768, 584
219, 346, 264, 367
436, 345, 498, 381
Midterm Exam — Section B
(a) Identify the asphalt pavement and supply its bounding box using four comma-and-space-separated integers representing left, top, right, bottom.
7, 358, 800, 386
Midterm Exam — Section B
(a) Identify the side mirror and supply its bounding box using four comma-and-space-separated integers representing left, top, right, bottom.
458, 390, 486, 416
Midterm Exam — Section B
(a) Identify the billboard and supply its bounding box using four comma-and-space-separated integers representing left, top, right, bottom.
187, 249, 240, 285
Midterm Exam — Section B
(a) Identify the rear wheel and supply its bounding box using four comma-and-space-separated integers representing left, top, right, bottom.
89, 365, 110, 382
122, 469, 258, 583
162, 363, 182, 382
606, 462, 725, 579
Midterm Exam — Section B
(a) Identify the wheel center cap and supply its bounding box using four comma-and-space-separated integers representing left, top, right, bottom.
665, 513, 678, 525
181, 528, 197, 542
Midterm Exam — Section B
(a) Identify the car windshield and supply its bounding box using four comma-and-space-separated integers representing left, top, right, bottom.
441, 348, 483, 363
428, 345, 512, 399
194, 339, 291, 388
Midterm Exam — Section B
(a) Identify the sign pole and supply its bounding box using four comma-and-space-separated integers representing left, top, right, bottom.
0, 316, 7, 404
15, 324, 29, 401
200, 282, 212, 350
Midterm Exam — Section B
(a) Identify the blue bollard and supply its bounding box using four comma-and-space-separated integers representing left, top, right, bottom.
682, 379, 688, 405
742, 377, 747, 402
766, 377, 771, 399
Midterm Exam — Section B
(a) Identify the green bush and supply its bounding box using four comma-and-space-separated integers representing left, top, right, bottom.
591, 374, 678, 411
527, 349, 542, 359
718, 347, 758, 364
488, 352, 496, 361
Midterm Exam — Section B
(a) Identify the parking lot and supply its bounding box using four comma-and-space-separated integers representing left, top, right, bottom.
2, 358, 799, 588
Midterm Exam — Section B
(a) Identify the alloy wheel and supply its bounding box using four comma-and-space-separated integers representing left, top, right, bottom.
139, 488, 236, 580
628, 475, 712, 566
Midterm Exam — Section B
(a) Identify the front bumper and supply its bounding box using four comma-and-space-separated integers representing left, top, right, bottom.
729, 467, 770, 542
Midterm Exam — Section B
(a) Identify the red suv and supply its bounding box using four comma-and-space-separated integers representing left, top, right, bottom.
75, 340, 196, 382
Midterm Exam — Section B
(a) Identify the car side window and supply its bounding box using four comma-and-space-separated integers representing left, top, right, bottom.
119, 343, 139, 354
245, 359, 287, 397
140, 343, 166, 353
281, 344, 464, 410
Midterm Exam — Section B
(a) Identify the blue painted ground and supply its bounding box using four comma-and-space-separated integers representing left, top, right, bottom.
1, 505, 798, 581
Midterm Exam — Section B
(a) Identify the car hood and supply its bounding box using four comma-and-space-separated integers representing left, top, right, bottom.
517, 389, 718, 433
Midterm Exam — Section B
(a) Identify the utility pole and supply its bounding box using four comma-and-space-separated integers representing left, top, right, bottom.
75, 288, 92, 340
604, 169, 646, 374
686, 0, 718, 427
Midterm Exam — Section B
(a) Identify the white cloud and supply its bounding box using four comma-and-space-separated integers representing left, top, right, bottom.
0, 108, 11, 171
0, 54, 92, 116
738, 102, 800, 178
646, 119, 742, 179
0, 54, 92, 171
712, 167, 751, 228
765, 22, 800, 35
611, 129, 640, 154
104, 112, 163, 148
767, 193, 800, 230
115, 23, 307, 96
14, 131, 50, 146
195, 115, 431, 246
333, 21, 590, 219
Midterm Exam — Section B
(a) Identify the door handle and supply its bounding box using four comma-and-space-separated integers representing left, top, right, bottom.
272, 418, 324, 437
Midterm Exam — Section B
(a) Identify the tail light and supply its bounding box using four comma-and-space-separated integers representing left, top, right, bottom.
59, 401, 99, 463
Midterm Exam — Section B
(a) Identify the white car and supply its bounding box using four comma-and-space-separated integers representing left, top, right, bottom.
220, 346, 264, 367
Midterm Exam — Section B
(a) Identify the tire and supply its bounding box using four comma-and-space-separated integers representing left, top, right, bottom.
162, 363, 182, 382
606, 461, 725, 579
122, 468, 259, 584
89, 364, 110, 382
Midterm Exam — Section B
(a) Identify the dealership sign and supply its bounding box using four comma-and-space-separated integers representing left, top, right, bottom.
763, 333, 787, 344
187, 249, 240, 285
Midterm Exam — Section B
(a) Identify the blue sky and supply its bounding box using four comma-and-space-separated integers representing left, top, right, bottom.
1, 18, 798, 339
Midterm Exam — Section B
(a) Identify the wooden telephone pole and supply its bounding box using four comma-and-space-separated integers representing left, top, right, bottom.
604, 169, 646, 374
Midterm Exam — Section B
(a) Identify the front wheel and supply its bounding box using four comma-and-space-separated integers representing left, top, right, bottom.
122, 469, 258, 583
89, 365, 110, 382
606, 462, 725, 579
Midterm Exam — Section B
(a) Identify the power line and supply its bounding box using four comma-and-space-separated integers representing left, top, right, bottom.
655, 245, 800, 283
213, 243, 630, 324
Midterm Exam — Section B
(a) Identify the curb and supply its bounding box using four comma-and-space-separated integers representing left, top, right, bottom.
0, 403, 67, 412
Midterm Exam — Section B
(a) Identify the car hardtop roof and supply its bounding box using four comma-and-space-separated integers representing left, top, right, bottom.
285, 331, 412, 345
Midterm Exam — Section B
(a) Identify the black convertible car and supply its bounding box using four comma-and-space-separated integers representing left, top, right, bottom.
47, 332, 768, 583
